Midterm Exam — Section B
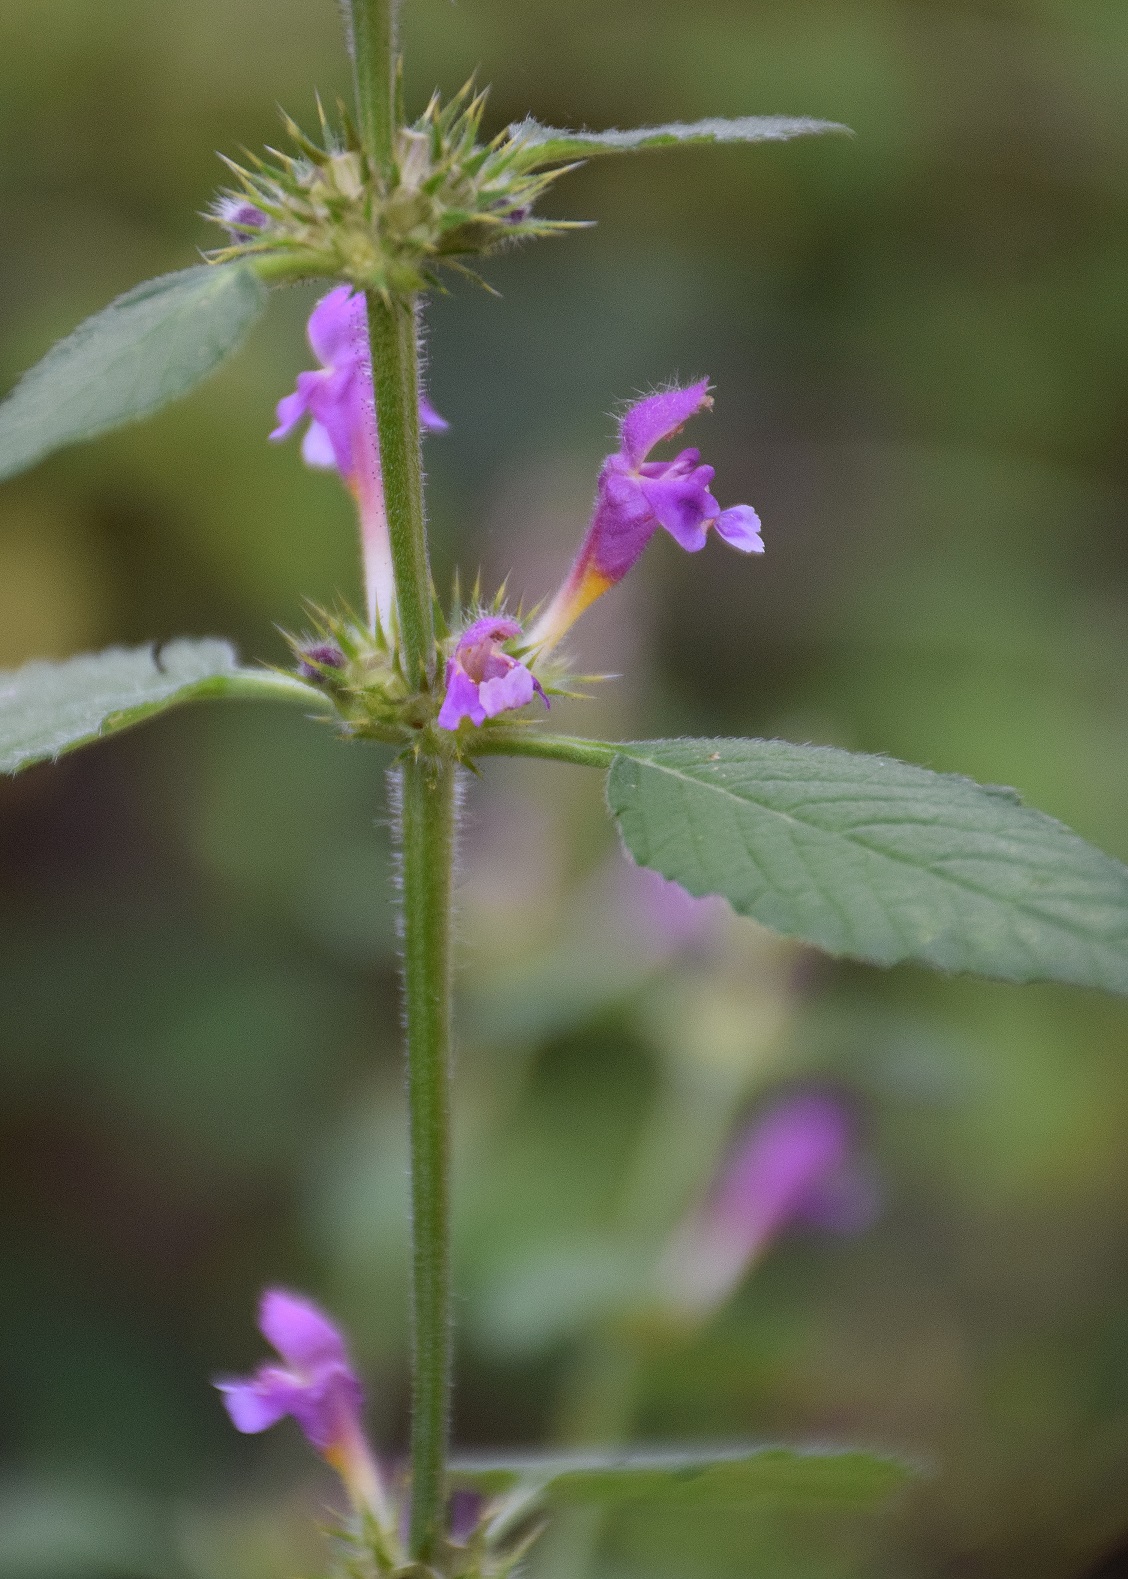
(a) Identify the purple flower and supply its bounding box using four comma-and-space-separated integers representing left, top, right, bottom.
437, 615, 548, 731
622, 862, 729, 955
448, 1488, 484, 1545
213, 196, 268, 244
297, 642, 347, 681
660, 1092, 873, 1318
215, 1289, 389, 1521
271, 286, 447, 634
530, 381, 763, 652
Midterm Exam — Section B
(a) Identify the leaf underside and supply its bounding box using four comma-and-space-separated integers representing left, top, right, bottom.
0, 264, 267, 482
608, 739, 1128, 995
509, 116, 852, 168
449, 1443, 915, 1509
0, 640, 319, 775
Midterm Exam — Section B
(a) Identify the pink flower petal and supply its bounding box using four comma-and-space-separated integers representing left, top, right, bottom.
713, 504, 764, 554
259, 1288, 351, 1372
215, 1368, 297, 1434
437, 665, 487, 729
306, 285, 364, 368
270, 386, 312, 442
637, 468, 719, 552
478, 663, 536, 718
619, 380, 712, 468
300, 420, 337, 469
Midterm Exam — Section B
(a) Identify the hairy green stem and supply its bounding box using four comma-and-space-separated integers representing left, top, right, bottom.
367, 293, 434, 686
468, 732, 618, 770
397, 755, 458, 1562
348, 7, 453, 1554
346, 0, 396, 171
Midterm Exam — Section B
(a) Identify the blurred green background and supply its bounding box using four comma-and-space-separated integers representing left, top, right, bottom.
3, 1, 1128, 1576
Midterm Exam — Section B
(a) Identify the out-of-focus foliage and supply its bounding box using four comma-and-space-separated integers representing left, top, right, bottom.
2, 3, 1128, 1578
0, 265, 267, 483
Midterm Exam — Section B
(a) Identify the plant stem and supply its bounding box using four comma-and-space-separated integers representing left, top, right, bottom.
346, 0, 396, 172
347, 2, 454, 1562
468, 732, 618, 770
396, 754, 458, 1562
347, 0, 436, 682
367, 293, 434, 687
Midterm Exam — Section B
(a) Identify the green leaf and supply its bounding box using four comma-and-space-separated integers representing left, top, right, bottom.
607, 739, 1128, 994
449, 1443, 915, 1510
508, 116, 852, 169
0, 640, 324, 774
0, 264, 267, 482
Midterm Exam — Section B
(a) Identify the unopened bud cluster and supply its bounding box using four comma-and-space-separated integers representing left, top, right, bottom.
287, 610, 425, 744
207, 85, 578, 296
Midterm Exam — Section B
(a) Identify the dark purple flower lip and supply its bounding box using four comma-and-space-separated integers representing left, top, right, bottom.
210, 195, 269, 246
298, 642, 348, 680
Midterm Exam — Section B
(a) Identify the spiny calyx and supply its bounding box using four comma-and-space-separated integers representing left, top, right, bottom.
284, 595, 574, 754
207, 84, 583, 296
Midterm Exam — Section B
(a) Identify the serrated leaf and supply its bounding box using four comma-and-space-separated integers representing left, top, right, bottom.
449, 1443, 915, 1509
0, 264, 267, 481
607, 739, 1128, 994
508, 116, 852, 169
0, 640, 324, 774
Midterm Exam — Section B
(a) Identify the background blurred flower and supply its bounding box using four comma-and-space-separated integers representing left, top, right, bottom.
659, 1091, 876, 1319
